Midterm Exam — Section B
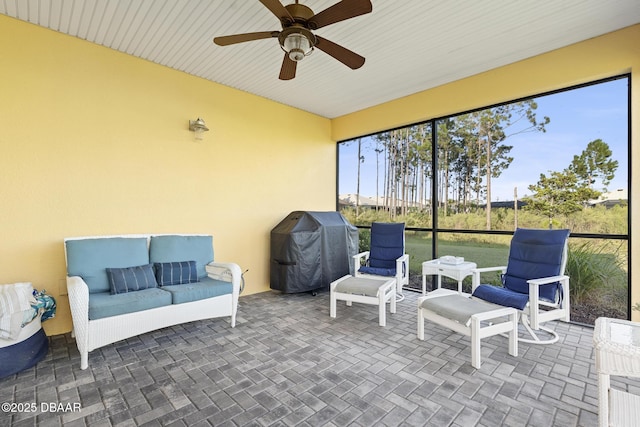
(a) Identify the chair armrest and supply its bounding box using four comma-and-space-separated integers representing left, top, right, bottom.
396, 254, 409, 280
206, 262, 242, 328
528, 275, 570, 328
353, 251, 370, 275
67, 276, 89, 319
527, 275, 569, 286
206, 262, 242, 294
473, 266, 507, 274
471, 266, 507, 291
66, 276, 89, 352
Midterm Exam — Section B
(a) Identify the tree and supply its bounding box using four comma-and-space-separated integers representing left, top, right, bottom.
525, 139, 618, 226
477, 100, 549, 229
355, 138, 364, 217
526, 169, 600, 227
445, 100, 548, 229
374, 144, 384, 211
568, 139, 618, 191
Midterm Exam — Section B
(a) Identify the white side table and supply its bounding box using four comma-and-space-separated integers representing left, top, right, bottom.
421, 259, 477, 295
594, 317, 640, 427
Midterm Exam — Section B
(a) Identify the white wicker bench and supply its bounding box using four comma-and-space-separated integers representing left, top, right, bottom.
65, 234, 242, 370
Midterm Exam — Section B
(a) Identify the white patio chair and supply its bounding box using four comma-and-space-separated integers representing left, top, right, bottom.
353, 222, 409, 302
471, 228, 571, 344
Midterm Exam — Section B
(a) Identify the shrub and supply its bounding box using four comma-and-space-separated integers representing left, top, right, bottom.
566, 240, 627, 309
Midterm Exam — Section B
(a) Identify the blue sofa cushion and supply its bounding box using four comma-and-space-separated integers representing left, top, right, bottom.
149, 235, 213, 279
472, 284, 529, 310
106, 264, 158, 294
154, 261, 198, 286
66, 237, 150, 294
88, 288, 172, 320
161, 276, 232, 305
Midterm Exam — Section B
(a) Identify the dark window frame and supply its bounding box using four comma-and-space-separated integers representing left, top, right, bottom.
336, 73, 631, 318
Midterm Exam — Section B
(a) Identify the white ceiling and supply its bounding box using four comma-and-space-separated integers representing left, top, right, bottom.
2, 0, 639, 118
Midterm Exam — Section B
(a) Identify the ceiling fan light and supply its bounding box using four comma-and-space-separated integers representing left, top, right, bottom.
283, 32, 312, 62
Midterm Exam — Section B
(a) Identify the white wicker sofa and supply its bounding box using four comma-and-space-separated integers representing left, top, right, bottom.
64, 234, 241, 370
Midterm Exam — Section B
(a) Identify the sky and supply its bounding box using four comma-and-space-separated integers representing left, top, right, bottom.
338, 77, 629, 201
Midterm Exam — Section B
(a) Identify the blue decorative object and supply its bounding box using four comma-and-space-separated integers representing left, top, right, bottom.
106, 264, 158, 294
0, 288, 55, 379
32, 289, 56, 321
154, 261, 198, 286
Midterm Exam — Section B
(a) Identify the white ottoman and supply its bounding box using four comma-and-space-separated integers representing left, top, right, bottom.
418, 289, 518, 369
330, 276, 396, 327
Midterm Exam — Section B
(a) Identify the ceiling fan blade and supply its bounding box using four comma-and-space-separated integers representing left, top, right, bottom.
308, 0, 372, 30
259, 0, 294, 24
214, 31, 279, 46
279, 54, 297, 80
315, 36, 365, 69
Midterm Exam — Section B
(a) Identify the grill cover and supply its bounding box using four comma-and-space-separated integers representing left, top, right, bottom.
270, 211, 358, 293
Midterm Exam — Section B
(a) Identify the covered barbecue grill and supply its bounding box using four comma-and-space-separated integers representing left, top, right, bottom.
270, 211, 358, 294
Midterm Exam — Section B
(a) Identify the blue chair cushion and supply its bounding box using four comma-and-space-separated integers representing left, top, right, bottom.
149, 235, 213, 279
368, 222, 405, 271
88, 288, 172, 320
358, 266, 396, 277
503, 228, 569, 302
106, 264, 158, 294
472, 284, 529, 310
66, 237, 150, 294
160, 276, 233, 304
154, 261, 198, 286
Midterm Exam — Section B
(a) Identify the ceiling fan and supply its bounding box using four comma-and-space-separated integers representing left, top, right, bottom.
213, 0, 372, 80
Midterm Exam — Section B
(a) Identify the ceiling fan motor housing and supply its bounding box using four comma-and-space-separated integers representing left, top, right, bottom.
278, 3, 317, 61
284, 3, 315, 23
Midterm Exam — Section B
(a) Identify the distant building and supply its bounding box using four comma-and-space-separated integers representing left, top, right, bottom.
339, 193, 382, 208
588, 188, 628, 208
486, 200, 527, 209
338, 194, 424, 210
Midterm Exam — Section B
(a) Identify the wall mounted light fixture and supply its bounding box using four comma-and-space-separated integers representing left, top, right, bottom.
189, 117, 209, 140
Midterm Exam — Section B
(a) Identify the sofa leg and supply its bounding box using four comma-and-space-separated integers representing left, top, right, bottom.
80, 352, 88, 370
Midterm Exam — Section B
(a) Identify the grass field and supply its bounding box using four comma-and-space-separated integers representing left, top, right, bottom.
402, 233, 508, 290
405, 234, 509, 271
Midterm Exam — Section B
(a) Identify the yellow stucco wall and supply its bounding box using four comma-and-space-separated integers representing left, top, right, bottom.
333, 24, 640, 320
0, 15, 334, 335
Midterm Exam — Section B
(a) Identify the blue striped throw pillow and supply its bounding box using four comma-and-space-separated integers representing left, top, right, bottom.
154, 261, 198, 286
106, 264, 158, 294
